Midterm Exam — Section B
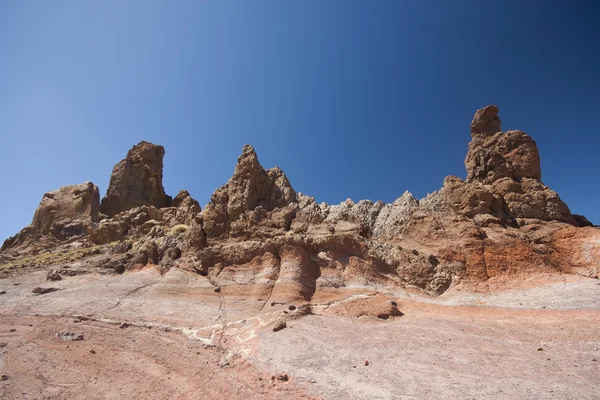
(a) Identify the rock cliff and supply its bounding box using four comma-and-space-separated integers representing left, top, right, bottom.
1, 106, 598, 300
100, 141, 170, 216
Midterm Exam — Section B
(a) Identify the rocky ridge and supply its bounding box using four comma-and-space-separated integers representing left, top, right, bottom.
1, 106, 598, 303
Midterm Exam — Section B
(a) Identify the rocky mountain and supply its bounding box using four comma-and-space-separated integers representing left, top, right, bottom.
1, 106, 598, 299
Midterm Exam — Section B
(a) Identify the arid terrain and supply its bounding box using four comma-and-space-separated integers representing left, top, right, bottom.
1, 270, 599, 399
1, 106, 599, 399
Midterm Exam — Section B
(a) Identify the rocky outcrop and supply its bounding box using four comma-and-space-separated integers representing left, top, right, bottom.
100, 141, 170, 217
470, 105, 502, 136
1, 106, 598, 297
203, 145, 297, 239
31, 182, 100, 237
1, 182, 100, 251
466, 106, 541, 183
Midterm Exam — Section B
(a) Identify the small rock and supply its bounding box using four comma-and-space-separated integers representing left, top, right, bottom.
56, 331, 84, 341
46, 272, 62, 281
213, 287, 221, 293
119, 322, 130, 329
0, 291, 6, 295
274, 374, 288, 381
0, 342, 6, 347
364, 360, 369, 366
592, 358, 598, 362
1, 375, 9, 381
288, 305, 296, 311
537, 347, 544, 351
90, 349, 96, 354
272, 321, 287, 332
32, 287, 60, 295
9, 329, 16, 332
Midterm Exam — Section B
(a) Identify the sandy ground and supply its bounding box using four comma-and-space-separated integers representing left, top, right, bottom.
1, 268, 599, 399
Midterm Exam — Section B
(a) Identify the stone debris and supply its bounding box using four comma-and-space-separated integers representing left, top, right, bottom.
47, 271, 62, 281
56, 331, 84, 341
32, 287, 61, 295
272, 321, 287, 332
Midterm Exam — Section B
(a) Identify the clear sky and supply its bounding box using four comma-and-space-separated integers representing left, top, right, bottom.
1, 1, 599, 242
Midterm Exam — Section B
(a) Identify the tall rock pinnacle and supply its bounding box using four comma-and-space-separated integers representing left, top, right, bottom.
465, 106, 541, 183
100, 141, 170, 217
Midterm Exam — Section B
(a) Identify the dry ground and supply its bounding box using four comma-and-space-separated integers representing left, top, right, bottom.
1, 268, 599, 399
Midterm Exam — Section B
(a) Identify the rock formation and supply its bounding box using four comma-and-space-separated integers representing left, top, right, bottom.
100, 141, 170, 217
1, 182, 100, 251
466, 106, 541, 183
32, 182, 100, 236
203, 145, 297, 239
1, 106, 598, 299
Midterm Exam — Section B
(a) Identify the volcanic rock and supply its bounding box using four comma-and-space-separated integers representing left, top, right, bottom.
203, 145, 297, 239
100, 141, 170, 217
470, 105, 502, 137
55, 331, 84, 341
1, 105, 598, 301
272, 321, 287, 332
32, 287, 61, 295
466, 106, 541, 183
32, 182, 100, 236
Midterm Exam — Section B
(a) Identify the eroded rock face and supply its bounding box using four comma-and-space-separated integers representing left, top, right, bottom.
470, 105, 502, 137
203, 145, 297, 239
170, 190, 201, 226
32, 182, 100, 236
466, 106, 541, 183
2, 106, 597, 297
100, 141, 170, 217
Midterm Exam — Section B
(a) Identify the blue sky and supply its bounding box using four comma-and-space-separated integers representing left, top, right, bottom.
1, 1, 599, 241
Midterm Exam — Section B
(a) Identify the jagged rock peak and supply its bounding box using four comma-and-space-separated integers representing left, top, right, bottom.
465, 106, 541, 184
100, 141, 170, 217
470, 105, 501, 137
203, 144, 297, 238
172, 190, 200, 211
